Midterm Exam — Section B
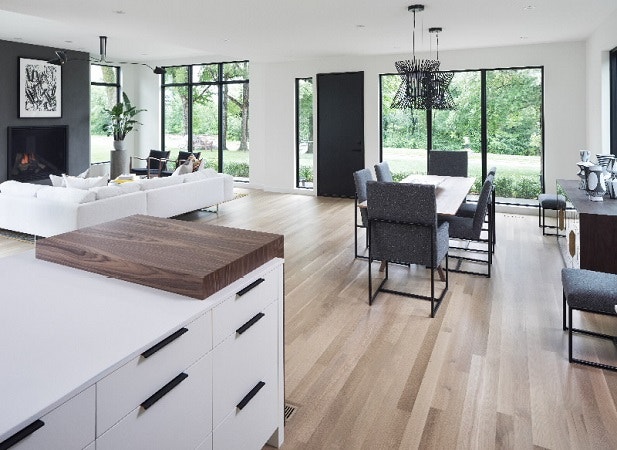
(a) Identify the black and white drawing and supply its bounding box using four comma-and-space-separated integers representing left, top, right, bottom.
19, 58, 62, 118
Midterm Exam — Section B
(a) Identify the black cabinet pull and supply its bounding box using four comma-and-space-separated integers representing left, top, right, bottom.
141, 373, 188, 410
236, 278, 265, 297
141, 327, 188, 359
236, 312, 265, 335
236, 381, 265, 410
0, 419, 44, 450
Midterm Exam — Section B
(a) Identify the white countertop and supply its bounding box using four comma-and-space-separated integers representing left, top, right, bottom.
0, 250, 280, 442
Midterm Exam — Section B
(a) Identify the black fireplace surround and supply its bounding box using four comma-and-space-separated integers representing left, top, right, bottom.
7, 126, 68, 182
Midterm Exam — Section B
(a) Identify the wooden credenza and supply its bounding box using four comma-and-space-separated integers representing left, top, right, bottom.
0, 217, 285, 450
558, 179, 617, 274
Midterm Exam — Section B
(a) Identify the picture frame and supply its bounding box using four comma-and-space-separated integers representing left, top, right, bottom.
19, 57, 62, 118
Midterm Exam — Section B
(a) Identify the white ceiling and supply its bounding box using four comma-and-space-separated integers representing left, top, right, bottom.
0, 0, 615, 64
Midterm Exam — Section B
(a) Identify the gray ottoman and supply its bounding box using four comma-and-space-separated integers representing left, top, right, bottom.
538, 193, 566, 236
561, 268, 617, 371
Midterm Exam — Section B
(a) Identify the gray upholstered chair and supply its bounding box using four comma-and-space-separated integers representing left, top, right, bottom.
441, 178, 493, 277
562, 268, 617, 371
353, 168, 374, 259
455, 168, 497, 253
130, 150, 171, 178
366, 181, 449, 317
374, 161, 393, 182
428, 150, 468, 177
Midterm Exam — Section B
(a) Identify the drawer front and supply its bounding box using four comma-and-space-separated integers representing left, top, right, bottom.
2, 385, 95, 450
212, 268, 279, 345
212, 377, 278, 450
97, 311, 212, 436
97, 352, 213, 450
213, 301, 278, 426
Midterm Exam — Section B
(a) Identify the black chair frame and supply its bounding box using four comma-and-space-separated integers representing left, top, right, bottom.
448, 225, 492, 278
368, 217, 448, 318
538, 202, 566, 237
562, 293, 617, 372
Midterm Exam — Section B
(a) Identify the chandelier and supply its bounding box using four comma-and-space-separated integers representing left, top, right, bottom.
391, 5, 454, 111
48, 36, 166, 74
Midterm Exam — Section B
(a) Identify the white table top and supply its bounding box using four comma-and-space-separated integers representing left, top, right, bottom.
0, 250, 280, 442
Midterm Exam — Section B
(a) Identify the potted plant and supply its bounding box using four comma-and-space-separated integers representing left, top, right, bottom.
103, 92, 146, 150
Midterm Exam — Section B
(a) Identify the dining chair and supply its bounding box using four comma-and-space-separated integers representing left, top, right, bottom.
428, 150, 468, 177
130, 150, 171, 178
441, 178, 493, 277
455, 167, 497, 253
353, 168, 373, 259
374, 161, 393, 182
366, 181, 449, 317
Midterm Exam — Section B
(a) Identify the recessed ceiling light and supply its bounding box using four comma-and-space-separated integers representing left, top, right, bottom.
523, 5, 535, 11
520, 36, 529, 40
114, 10, 126, 14
65, 40, 73, 43
356, 24, 366, 28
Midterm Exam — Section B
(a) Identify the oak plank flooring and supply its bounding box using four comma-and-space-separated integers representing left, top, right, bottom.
1, 190, 616, 449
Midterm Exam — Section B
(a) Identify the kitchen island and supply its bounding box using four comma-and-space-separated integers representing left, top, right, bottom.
0, 216, 285, 450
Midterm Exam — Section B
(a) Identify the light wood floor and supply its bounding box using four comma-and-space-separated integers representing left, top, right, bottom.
2, 190, 616, 449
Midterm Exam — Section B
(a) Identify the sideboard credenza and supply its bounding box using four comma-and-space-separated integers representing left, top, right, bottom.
0, 216, 285, 450
557, 179, 617, 274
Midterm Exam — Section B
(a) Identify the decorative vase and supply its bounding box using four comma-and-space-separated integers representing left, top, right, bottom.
113, 140, 126, 151
110, 150, 129, 179
584, 165, 605, 202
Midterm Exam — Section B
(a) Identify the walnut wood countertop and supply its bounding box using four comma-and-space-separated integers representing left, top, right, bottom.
35, 215, 284, 299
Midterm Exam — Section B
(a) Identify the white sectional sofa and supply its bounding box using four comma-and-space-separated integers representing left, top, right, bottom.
0, 169, 234, 237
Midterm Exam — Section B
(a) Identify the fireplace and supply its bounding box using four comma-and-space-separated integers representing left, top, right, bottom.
8, 126, 68, 182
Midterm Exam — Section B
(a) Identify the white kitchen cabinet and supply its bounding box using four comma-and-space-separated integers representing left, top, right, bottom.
0, 251, 284, 450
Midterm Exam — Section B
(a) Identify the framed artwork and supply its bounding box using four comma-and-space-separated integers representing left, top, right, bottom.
19, 57, 62, 118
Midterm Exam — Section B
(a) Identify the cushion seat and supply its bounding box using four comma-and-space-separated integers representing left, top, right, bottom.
538, 193, 566, 210
562, 268, 617, 315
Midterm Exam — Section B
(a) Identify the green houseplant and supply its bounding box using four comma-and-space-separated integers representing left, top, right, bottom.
103, 92, 146, 150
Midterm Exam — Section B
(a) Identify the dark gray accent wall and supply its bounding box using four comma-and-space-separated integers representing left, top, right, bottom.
0, 39, 90, 183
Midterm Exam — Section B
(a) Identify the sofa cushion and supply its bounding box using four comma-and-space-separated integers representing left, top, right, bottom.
138, 175, 183, 191
37, 186, 96, 204
0, 180, 45, 197
63, 175, 108, 190
118, 182, 141, 194
89, 185, 123, 200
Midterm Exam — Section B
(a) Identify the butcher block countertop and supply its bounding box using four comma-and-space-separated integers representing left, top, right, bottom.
35, 215, 284, 299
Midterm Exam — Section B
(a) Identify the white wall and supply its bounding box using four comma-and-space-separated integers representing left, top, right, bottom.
587, 8, 617, 157
127, 41, 588, 195
250, 41, 586, 194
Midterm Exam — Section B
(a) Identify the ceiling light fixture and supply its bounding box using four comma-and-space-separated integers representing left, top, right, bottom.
47, 36, 166, 75
391, 4, 454, 113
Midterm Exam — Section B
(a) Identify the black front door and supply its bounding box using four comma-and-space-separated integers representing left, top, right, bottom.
316, 71, 365, 197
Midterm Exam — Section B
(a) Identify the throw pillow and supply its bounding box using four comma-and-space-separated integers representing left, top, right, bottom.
49, 174, 66, 187
193, 158, 205, 172
63, 175, 107, 190
89, 185, 122, 200
172, 158, 194, 176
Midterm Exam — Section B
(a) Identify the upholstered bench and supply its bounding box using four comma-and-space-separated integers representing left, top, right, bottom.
538, 193, 566, 235
561, 268, 617, 371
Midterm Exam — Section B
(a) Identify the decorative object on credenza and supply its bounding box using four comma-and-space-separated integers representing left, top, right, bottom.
607, 179, 617, 199
579, 150, 590, 162
19, 58, 62, 118
595, 153, 616, 187
584, 165, 605, 201
576, 161, 593, 190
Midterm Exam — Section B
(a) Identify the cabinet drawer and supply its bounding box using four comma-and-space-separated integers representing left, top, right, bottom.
213, 301, 278, 426
213, 268, 279, 345
1, 386, 95, 450
97, 311, 212, 436
97, 352, 213, 450
213, 377, 278, 450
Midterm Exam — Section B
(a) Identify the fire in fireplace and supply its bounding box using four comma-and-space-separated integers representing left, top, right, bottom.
7, 126, 68, 182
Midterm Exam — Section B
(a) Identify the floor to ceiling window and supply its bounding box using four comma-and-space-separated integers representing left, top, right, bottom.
380, 66, 544, 202
90, 64, 120, 163
610, 47, 617, 156
162, 61, 249, 181
295, 78, 314, 189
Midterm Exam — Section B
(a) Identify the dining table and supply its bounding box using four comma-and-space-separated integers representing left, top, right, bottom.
359, 174, 476, 216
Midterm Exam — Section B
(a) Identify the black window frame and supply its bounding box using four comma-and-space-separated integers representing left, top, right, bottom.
610, 47, 617, 156
90, 64, 121, 163
161, 61, 249, 178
